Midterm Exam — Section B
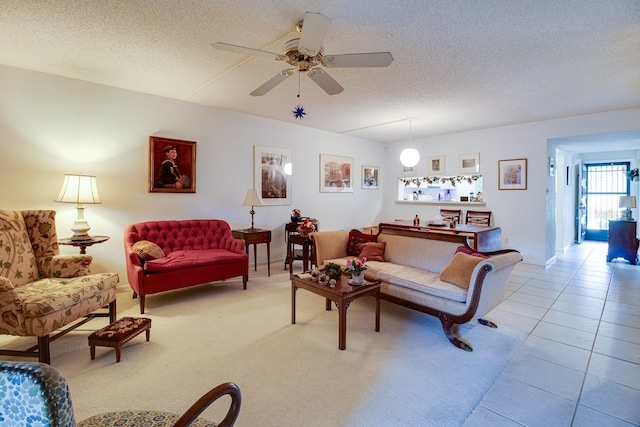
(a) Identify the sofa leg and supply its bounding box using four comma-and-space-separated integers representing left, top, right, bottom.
139, 296, 146, 314
478, 318, 497, 328
38, 336, 51, 364
439, 318, 473, 352
243, 275, 248, 290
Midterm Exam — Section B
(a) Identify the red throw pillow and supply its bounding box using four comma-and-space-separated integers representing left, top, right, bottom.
358, 242, 386, 262
346, 230, 377, 256
455, 245, 489, 259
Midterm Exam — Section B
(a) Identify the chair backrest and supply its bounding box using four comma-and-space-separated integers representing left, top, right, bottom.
439, 209, 462, 223
0, 361, 76, 426
0, 210, 41, 286
466, 210, 492, 226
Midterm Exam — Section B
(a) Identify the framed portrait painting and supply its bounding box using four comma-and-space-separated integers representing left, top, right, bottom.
320, 154, 353, 193
149, 136, 196, 193
427, 155, 445, 175
498, 158, 527, 190
362, 165, 379, 189
459, 152, 480, 174
254, 145, 291, 205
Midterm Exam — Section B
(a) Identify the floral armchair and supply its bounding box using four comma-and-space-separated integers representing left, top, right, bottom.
0, 210, 118, 364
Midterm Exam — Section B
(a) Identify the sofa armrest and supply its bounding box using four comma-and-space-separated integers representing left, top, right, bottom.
310, 231, 349, 266
36, 254, 92, 278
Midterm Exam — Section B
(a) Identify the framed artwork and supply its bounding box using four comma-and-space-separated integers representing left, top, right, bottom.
498, 158, 528, 190
401, 164, 417, 177
459, 152, 480, 174
362, 165, 379, 189
149, 136, 196, 193
254, 145, 291, 205
427, 155, 445, 175
320, 154, 353, 193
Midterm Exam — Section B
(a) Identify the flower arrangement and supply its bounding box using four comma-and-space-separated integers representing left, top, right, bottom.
297, 218, 317, 235
629, 168, 639, 181
345, 256, 368, 277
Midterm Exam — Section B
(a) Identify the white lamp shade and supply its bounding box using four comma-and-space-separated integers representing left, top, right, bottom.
242, 188, 261, 207
400, 148, 420, 168
55, 174, 102, 205
619, 196, 637, 209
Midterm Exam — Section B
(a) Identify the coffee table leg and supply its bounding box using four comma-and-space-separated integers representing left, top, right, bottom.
338, 301, 347, 350
291, 285, 297, 324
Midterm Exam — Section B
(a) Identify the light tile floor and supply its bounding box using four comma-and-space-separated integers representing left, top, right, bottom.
464, 241, 640, 426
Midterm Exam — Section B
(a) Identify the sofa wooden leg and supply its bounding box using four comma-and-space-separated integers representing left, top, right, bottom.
243, 275, 248, 290
439, 318, 473, 352
38, 336, 51, 364
478, 318, 497, 328
139, 296, 146, 314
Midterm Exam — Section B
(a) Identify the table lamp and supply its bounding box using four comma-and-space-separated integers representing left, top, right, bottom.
54, 174, 102, 240
242, 188, 262, 230
619, 195, 636, 221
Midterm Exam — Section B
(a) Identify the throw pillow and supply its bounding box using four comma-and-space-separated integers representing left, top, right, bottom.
346, 230, 377, 256
132, 240, 165, 261
440, 252, 485, 289
455, 245, 489, 259
358, 242, 386, 262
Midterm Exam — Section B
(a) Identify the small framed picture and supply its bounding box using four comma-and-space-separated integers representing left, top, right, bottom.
149, 136, 196, 193
320, 154, 353, 193
459, 153, 480, 174
362, 165, 379, 189
401, 165, 417, 177
498, 158, 527, 190
427, 155, 445, 175
254, 145, 291, 205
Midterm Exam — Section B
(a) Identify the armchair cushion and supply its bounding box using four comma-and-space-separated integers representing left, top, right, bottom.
358, 241, 386, 262
346, 230, 377, 256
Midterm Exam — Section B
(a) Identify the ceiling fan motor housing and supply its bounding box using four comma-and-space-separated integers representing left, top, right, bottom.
283, 38, 324, 71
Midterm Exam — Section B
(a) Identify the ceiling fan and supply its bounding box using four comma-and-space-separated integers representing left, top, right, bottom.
213, 12, 394, 97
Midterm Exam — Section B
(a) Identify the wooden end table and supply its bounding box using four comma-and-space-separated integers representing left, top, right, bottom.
58, 235, 110, 254
287, 233, 313, 276
291, 273, 381, 350
232, 228, 271, 276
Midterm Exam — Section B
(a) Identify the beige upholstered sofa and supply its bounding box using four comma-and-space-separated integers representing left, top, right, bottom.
311, 225, 522, 351
0, 210, 118, 363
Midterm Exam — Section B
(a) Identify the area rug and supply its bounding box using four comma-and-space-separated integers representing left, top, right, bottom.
0, 269, 527, 426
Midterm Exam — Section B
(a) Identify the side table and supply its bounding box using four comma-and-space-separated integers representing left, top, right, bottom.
58, 235, 110, 254
288, 233, 313, 276
232, 228, 271, 276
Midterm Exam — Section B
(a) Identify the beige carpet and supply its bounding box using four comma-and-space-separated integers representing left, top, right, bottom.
0, 267, 526, 426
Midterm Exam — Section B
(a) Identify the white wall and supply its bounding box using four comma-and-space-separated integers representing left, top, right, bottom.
2, 64, 640, 279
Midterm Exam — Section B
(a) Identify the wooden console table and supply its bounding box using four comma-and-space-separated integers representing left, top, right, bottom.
378, 220, 502, 252
232, 228, 271, 276
607, 220, 638, 265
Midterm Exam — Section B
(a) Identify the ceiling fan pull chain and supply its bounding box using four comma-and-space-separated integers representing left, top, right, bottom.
292, 72, 306, 119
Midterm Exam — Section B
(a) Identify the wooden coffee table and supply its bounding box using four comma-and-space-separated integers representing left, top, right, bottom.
291, 273, 381, 350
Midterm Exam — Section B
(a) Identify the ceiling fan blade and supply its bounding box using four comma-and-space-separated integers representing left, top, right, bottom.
250, 69, 295, 96
298, 12, 331, 55
213, 42, 286, 61
307, 68, 344, 95
322, 52, 394, 68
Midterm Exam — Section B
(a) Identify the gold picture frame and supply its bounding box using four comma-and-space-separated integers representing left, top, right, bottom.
149, 136, 196, 193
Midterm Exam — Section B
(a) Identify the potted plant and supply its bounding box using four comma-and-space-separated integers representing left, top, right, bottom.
345, 256, 368, 284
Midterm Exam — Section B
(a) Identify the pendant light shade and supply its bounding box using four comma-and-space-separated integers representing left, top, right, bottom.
400, 118, 419, 167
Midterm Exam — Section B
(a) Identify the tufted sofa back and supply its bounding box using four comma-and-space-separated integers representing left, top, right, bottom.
125, 219, 237, 255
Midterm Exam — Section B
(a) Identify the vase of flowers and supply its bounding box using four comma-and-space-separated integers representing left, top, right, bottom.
297, 218, 317, 236
291, 208, 302, 223
346, 256, 368, 284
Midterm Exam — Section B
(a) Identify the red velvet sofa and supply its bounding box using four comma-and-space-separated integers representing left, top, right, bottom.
124, 219, 249, 313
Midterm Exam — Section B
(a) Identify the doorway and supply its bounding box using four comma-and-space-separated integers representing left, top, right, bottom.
584, 162, 631, 241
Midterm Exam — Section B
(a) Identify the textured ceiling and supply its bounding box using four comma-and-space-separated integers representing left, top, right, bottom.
1, 0, 639, 144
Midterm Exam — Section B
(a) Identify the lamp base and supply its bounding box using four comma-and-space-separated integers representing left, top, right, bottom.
70, 206, 92, 240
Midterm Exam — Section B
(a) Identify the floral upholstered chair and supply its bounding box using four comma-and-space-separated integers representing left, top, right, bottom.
0, 361, 242, 427
0, 210, 118, 364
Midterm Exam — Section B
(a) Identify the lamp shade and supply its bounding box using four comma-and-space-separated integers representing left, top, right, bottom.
242, 188, 261, 207
619, 196, 636, 209
55, 174, 102, 205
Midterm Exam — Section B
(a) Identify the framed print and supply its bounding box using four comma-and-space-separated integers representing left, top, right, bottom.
320, 154, 353, 193
149, 136, 196, 193
459, 152, 480, 174
427, 155, 445, 175
254, 145, 291, 205
499, 158, 527, 190
362, 165, 379, 189
401, 165, 417, 177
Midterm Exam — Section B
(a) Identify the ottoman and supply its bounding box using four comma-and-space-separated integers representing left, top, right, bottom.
88, 317, 151, 362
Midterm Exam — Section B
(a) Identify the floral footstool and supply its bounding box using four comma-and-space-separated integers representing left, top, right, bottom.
88, 317, 151, 362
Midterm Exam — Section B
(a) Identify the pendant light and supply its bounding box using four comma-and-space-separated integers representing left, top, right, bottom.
400, 117, 419, 167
